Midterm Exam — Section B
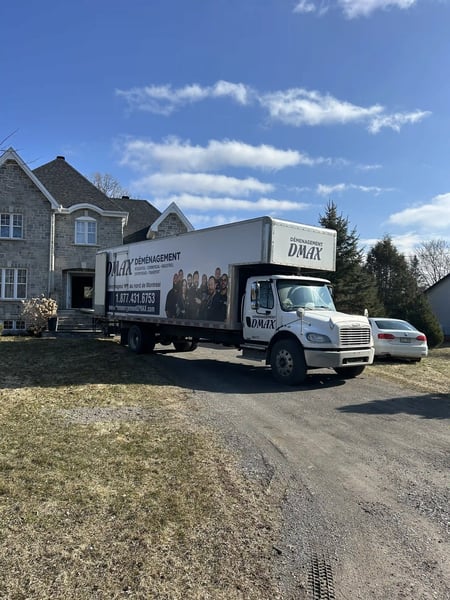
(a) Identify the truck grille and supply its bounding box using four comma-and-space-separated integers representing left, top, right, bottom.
340, 327, 371, 346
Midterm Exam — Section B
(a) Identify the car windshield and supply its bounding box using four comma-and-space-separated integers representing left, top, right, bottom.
277, 280, 335, 311
374, 320, 416, 331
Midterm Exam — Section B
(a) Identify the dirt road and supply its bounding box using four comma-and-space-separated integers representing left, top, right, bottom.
153, 345, 449, 599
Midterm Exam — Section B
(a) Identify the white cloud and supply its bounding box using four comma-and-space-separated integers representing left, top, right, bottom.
360, 232, 423, 257
188, 213, 236, 228
212, 80, 251, 104
317, 183, 348, 196
293, 0, 417, 18
390, 232, 427, 256
356, 163, 383, 171
259, 88, 383, 127
120, 137, 313, 172
368, 110, 431, 133
338, 0, 416, 19
116, 80, 252, 115
152, 193, 309, 212
362, 230, 450, 259
116, 80, 430, 134
316, 182, 393, 195
361, 196, 450, 257
387, 193, 450, 230
260, 88, 430, 133
131, 172, 274, 197
293, 0, 317, 13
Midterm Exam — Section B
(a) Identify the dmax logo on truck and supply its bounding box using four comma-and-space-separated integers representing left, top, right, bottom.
250, 318, 276, 329
107, 259, 133, 277
288, 243, 322, 261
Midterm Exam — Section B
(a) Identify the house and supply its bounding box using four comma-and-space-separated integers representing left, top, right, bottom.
425, 273, 450, 341
0, 148, 193, 333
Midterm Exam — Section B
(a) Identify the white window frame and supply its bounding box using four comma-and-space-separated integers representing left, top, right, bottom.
2, 319, 26, 331
0, 268, 27, 299
0, 213, 23, 239
75, 217, 97, 245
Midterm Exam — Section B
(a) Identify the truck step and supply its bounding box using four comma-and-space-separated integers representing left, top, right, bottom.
241, 344, 267, 361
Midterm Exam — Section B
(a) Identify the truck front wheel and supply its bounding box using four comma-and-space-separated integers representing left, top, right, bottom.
128, 325, 155, 353
270, 340, 307, 385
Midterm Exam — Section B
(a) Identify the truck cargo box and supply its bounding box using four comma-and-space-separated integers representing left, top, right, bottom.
94, 216, 336, 327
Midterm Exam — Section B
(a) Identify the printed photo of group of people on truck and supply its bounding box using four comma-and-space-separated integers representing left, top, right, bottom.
164, 267, 228, 322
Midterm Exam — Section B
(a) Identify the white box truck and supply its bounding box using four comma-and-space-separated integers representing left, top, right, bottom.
94, 216, 374, 385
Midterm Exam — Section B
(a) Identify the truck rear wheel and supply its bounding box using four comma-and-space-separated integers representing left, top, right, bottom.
128, 325, 155, 353
334, 365, 365, 379
270, 339, 306, 385
120, 328, 128, 346
173, 339, 198, 352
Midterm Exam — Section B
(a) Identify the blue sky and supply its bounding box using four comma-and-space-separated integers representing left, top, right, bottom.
2, 0, 450, 257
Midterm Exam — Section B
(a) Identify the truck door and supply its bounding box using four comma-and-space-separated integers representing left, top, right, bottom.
242, 280, 277, 343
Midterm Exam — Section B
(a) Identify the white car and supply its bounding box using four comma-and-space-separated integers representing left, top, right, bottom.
368, 318, 428, 362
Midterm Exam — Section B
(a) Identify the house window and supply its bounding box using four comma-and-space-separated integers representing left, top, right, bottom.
2, 319, 25, 331
75, 217, 97, 245
0, 213, 23, 239
0, 268, 27, 299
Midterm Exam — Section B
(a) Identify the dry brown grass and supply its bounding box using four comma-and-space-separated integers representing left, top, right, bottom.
366, 345, 450, 395
0, 337, 278, 600
2, 337, 446, 599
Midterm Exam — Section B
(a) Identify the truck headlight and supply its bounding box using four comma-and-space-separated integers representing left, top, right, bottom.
306, 332, 331, 343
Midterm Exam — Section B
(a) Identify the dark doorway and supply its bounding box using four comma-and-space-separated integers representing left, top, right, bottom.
71, 275, 94, 309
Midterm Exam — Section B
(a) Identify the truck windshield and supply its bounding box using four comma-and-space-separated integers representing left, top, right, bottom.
276, 280, 336, 312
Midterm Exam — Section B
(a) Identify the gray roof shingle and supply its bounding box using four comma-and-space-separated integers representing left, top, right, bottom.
110, 196, 161, 243
33, 156, 161, 242
33, 156, 121, 211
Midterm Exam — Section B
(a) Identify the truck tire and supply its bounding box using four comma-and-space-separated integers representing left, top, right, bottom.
128, 325, 154, 353
334, 365, 365, 378
173, 339, 197, 352
120, 328, 129, 346
270, 339, 307, 385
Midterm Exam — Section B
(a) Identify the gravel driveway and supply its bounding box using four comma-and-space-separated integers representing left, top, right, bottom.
153, 345, 450, 600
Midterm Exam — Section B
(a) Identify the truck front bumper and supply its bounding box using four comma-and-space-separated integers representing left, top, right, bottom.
304, 347, 375, 369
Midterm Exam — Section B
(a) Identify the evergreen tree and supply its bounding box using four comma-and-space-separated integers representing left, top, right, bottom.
366, 236, 443, 347
317, 201, 382, 315
365, 236, 414, 314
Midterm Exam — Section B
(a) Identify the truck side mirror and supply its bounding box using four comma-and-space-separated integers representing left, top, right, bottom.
296, 307, 305, 319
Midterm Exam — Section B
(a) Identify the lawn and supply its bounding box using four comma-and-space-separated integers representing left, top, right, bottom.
1, 336, 447, 599
366, 344, 450, 395
0, 337, 277, 600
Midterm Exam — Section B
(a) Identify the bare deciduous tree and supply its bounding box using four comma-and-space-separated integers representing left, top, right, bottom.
413, 239, 450, 288
91, 172, 129, 198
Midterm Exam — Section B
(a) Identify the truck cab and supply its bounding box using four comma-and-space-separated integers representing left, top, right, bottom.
241, 275, 374, 385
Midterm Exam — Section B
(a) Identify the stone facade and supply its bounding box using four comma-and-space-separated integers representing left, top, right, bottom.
0, 158, 54, 326
51, 209, 124, 308
155, 212, 189, 238
0, 149, 193, 332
